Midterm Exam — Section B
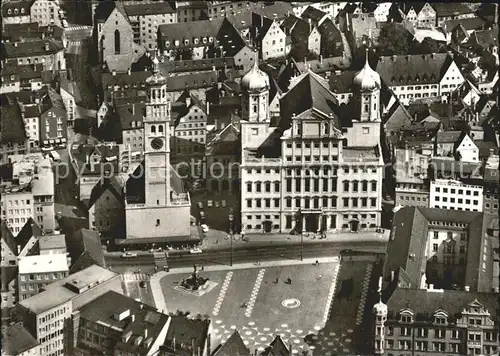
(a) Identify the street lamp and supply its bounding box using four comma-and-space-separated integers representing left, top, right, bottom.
295, 208, 303, 261
228, 212, 234, 266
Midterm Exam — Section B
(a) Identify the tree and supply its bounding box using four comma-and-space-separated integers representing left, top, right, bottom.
171, 47, 194, 61
409, 37, 443, 55
376, 23, 412, 55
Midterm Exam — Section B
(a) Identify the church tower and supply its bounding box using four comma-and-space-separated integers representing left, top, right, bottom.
372, 277, 388, 354
349, 49, 382, 147
144, 55, 172, 206
240, 52, 271, 149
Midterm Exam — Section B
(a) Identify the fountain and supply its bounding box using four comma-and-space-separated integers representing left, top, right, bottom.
174, 265, 217, 296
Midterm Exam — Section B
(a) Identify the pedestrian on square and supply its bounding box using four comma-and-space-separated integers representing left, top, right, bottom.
315, 260, 319, 266
274, 278, 279, 284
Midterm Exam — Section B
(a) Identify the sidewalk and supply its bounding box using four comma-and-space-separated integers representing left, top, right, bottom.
200, 229, 390, 250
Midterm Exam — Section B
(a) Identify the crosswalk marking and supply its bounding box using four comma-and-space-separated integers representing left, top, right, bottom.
121, 273, 150, 282
66, 25, 92, 31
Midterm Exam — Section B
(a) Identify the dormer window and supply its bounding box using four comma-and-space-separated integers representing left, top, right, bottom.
14, 8, 18, 14
194, 38, 199, 44
400, 311, 414, 323
184, 39, 189, 45
165, 41, 170, 47
435, 316, 447, 324
7, 9, 11, 14
174, 40, 180, 46
21, 7, 24, 14
202, 37, 207, 44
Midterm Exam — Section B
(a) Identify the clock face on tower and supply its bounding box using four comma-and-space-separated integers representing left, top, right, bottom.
151, 138, 164, 150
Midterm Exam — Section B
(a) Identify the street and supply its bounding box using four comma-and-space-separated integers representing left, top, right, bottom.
106, 240, 387, 274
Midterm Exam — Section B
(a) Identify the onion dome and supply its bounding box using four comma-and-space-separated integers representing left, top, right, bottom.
241, 57, 269, 92
145, 55, 167, 86
372, 299, 388, 315
353, 49, 381, 91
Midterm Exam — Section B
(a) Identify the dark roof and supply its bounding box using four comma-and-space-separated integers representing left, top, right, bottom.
123, 1, 175, 16
212, 330, 250, 356
252, 2, 293, 21
1, 220, 17, 255
16, 218, 44, 252
328, 69, 357, 93
126, 160, 184, 204
86, 176, 124, 209
164, 315, 210, 355
2, 323, 38, 355
386, 289, 498, 322
1, 266, 18, 292
280, 71, 340, 126
435, 130, 462, 143
206, 124, 241, 156
432, 3, 475, 17
444, 17, 487, 32
317, 18, 343, 46
3, 22, 64, 42
158, 18, 224, 48
213, 17, 248, 58
376, 53, 453, 86
384, 102, 413, 132
0, 101, 27, 144
159, 57, 235, 74
94, 0, 129, 23
429, 157, 483, 175
71, 143, 120, 176
1, 0, 33, 18
301, 6, 327, 23
384, 207, 491, 292
261, 335, 290, 356
69, 229, 106, 273
116, 102, 145, 131
79, 291, 170, 356
1, 39, 64, 58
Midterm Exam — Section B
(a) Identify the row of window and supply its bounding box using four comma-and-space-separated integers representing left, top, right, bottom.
285, 178, 337, 193
247, 181, 280, 193
285, 155, 338, 163
435, 186, 480, 196
434, 196, 479, 205
433, 205, 479, 212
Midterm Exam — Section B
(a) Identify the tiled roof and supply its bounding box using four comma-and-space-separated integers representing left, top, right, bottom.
68, 228, 106, 273
1, 39, 63, 58
86, 176, 124, 210
384, 207, 486, 290
261, 335, 290, 356
16, 218, 44, 252
79, 291, 170, 355
71, 143, 120, 176
212, 330, 250, 356
2, 323, 38, 355
0, 101, 27, 144
1, 266, 17, 292
432, 3, 475, 17
280, 71, 340, 125
94, 0, 129, 23
444, 17, 486, 32
317, 18, 343, 50
116, 102, 145, 131
376, 53, 452, 86
3, 22, 64, 42
435, 130, 462, 143
1, 220, 17, 255
252, 2, 293, 21
429, 157, 483, 175
123, 1, 175, 16
206, 124, 241, 156
158, 18, 224, 47
386, 289, 498, 322
159, 57, 235, 74
164, 315, 210, 355
328, 70, 357, 93
214, 18, 248, 57
301, 6, 327, 23
1, 0, 33, 18
384, 102, 413, 132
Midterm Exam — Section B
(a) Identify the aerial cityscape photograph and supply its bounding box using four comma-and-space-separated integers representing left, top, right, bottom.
0, 1, 498, 355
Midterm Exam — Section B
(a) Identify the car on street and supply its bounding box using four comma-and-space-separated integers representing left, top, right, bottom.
139, 281, 147, 288
215, 201, 220, 208
221, 200, 227, 207
200, 224, 209, 233
190, 247, 203, 254
197, 201, 204, 209
121, 252, 137, 258
207, 200, 213, 207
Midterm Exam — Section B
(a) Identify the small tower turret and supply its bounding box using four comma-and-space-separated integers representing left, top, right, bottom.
373, 276, 387, 354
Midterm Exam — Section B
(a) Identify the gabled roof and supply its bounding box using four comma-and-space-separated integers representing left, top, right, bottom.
164, 315, 210, 356
1, 220, 17, 255
252, 2, 293, 21
116, 102, 145, 131
2, 322, 38, 356
94, 0, 130, 23
435, 130, 462, 144
86, 176, 124, 210
212, 330, 249, 356
261, 335, 290, 356
384, 101, 413, 132
432, 3, 475, 17
301, 6, 327, 23
328, 69, 357, 93
317, 17, 343, 45
68, 229, 106, 273
206, 124, 241, 156
16, 218, 44, 252
280, 71, 340, 126
1, 39, 64, 58
158, 18, 224, 47
444, 17, 487, 32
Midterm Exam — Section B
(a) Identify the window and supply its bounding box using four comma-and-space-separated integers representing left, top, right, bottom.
343, 181, 349, 192
114, 30, 121, 54
433, 243, 438, 252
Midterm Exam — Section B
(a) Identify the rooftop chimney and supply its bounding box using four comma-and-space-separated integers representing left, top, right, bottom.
112, 70, 116, 76
127, 68, 131, 75
186, 95, 191, 107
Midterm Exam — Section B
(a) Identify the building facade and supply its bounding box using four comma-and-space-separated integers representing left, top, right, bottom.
429, 179, 483, 212
29, 0, 62, 27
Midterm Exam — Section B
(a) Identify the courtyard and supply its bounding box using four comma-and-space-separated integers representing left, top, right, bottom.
158, 262, 362, 355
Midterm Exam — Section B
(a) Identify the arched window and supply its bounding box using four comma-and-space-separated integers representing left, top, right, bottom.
253, 105, 257, 113
324, 123, 329, 135
158, 125, 164, 133
151, 125, 156, 134
114, 29, 121, 54
364, 104, 368, 112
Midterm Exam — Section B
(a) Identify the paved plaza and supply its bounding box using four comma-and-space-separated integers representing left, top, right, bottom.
157, 261, 362, 355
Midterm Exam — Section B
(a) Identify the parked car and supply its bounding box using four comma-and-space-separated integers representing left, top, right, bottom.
197, 201, 204, 209
139, 281, 146, 288
221, 200, 227, 207
207, 200, 213, 207
190, 247, 203, 254
200, 224, 209, 233
215, 201, 220, 208
121, 252, 137, 258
